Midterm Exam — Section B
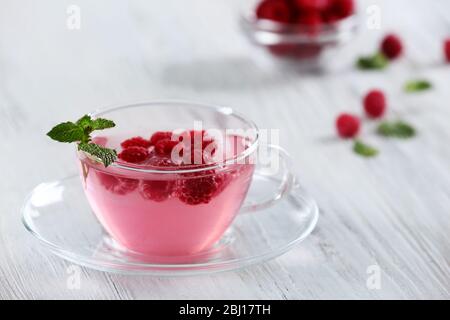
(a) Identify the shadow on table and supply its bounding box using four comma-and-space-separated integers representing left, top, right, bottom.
158, 56, 325, 91
314, 135, 342, 145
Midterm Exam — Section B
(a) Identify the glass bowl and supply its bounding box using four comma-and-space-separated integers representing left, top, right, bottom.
240, 0, 360, 70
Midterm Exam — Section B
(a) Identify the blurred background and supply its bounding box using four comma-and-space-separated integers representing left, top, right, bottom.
1, 0, 449, 176
0, 0, 449, 299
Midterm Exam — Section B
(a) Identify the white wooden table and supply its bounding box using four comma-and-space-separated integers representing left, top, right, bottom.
0, 0, 449, 299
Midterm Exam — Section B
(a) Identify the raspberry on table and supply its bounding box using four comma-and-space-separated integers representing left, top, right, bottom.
381, 34, 403, 60
256, 0, 293, 24
363, 89, 386, 119
444, 39, 450, 63
120, 136, 151, 149
118, 146, 150, 163
336, 113, 360, 138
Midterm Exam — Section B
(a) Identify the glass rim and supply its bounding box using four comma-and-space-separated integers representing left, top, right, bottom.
85, 100, 260, 174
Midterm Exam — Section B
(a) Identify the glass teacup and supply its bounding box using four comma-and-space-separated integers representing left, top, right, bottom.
77, 101, 293, 257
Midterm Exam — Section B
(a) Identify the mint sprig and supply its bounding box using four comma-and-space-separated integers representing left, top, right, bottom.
47, 122, 86, 143
47, 115, 117, 167
404, 79, 432, 93
357, 52, 389, 70
353, 140, 378, 158
78, 142, 117, 167
377, 121, 416, 138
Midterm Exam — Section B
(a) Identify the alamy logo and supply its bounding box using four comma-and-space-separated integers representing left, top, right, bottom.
66, 265, 81, 290
66, 5, 81, 30
366, 264, 381, 290
366, 5, 381, 30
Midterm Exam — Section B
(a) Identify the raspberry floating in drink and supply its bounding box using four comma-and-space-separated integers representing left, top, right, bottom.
177, 171, 224, 205
118, 146, 150, 163
96, 172, 139, 195
140, 179, 175, 202
155, 139, 179, 156
149, 131, 172, 146
120, 136, 151, 149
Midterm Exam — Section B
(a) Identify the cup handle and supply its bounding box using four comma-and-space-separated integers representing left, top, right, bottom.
240, 145, 295, 214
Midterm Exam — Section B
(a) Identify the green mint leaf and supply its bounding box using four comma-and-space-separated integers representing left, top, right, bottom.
353, 140, 379, 158
91, 118, 115, 130
76, 115, 93, 128
404, 80, 432, 93
47, 122, 85, 143
76, 115, 115, 134
76, 114, 95, 138
377, 121, 416, 138
48, 115, 117, 166
78, 142, 117, 167
357, 52, 389, 70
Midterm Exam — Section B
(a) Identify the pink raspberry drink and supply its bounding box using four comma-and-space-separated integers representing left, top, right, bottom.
81, 160, 254, 256
79, 131, 255, 257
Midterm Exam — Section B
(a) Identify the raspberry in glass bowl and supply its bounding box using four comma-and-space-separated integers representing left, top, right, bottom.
241, 0, 359, 69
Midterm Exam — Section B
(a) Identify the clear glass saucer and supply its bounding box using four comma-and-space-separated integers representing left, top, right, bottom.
21, 173, 319, 276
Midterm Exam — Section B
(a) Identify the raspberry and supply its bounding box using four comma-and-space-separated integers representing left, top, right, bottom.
330, 0, 354, 18
256, 0, 292, 24
321, 9, 340, 24
120, 136, 151, 149
155, 139, 179, 156
444, 39, 450, 63
296, 11, 322, 36
118, 146, 149, 163
363, 90, 386, 119
336, 113, 360, 138
294, 0, 331, 11
176, 171, 224, 205
212, 171, 233, 195
140, 180, 174, 202
296, 10, 322, 29
96, 171, 139, 195
269, 43, 322, 59
147, 156, 176, 168
381, 34, 403, 60
149, 131, 172, 146
268, 44, 297, 56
